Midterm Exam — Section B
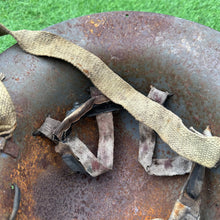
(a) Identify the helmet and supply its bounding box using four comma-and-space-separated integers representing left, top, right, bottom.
0, 12, 219, 219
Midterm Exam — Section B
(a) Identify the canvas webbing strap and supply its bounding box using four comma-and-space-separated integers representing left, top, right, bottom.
0, 73, 16, 148
0, 24, 219, 168
139, 86, 192, 176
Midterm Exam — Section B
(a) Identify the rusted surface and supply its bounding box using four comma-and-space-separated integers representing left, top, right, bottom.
173, 201, 186, 217
28, 116, 186, 220
0, 12, 219, 219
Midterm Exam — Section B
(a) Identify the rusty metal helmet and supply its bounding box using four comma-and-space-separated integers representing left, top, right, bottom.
0, 12, 219, 219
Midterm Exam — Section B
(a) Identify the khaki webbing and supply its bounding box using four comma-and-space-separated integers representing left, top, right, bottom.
0, 73, 16, 139
0, 24, 219, 168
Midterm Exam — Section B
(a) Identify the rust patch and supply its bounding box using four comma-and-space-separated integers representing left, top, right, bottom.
0, 157, 17, 219
83, 69, 89, 76
91, 160, 101, 171
27, 114, 185, 219
174, 201, 185, 216
76, 63, 90, 77
9, 135, 61, 219
164, 159, 174, 169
